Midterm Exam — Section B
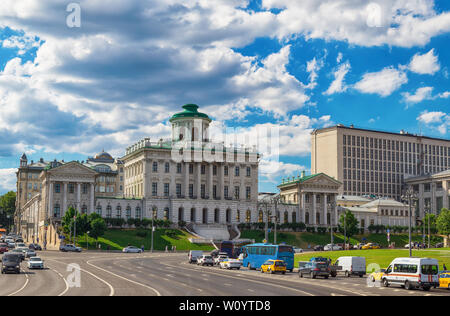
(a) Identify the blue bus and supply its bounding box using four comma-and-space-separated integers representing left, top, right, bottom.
242, 243, 295, 272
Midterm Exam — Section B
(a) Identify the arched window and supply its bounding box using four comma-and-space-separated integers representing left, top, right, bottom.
135, 206, 141, 219
214, 209, 220, 223
116, 205, 122, 218
96, 205, 102, 216
226, 209, 231, 223
106, 205, 112, 218
246, 210, 251, 223
163, 208, 169, 221
178, 207, 184, 222
202, 208, 208, 224
126, 206, 131, 219
191, 208, 196, 222
53, 204, 61, 218
258, 210, 263, 223
284, 211, 288, 223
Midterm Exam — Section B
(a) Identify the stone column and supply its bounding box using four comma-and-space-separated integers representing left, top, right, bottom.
63, 182, 68, 216
48, 182, 53, 218
334, 194, 338, 226
301, 193, 306, 223
184, 162, 189, 197
312, 193, 317, 225
443, 181, 449, 213
208, 164, 213, 199
76, 183, 81, 211
323, 193, 327, 225
143, 159, 150, 198
90, 183, 95, 214
219, 164, 224, 200
196, 163, 201, 198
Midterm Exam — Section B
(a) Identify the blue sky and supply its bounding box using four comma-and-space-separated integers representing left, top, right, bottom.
0, 0, 449, 194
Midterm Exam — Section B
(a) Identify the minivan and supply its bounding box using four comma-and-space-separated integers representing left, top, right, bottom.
382, 257, 439, 291
188, 250, 203, 264
1, 253, 21, 274
334, 256, 366, 277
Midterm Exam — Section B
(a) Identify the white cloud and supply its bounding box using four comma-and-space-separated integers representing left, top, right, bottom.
402, 86, 434, 104
409, 49, 440, 75
324, 62, 351, 95
353, 67, 408, 97
417, 111, 449, 135
0, 168, 17, 192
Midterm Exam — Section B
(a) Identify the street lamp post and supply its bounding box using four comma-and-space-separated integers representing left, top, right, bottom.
272, 195, 281, 245
151, 211, 154, 253
425, 201, 431, 249
401, 186, 418, 257
328, 200, 335, 246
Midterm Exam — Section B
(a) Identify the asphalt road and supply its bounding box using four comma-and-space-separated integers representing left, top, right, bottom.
1, 251, 449, 296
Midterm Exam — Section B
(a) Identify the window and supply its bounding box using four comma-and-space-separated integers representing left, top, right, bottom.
246, 167, 251, 177
246, 186, 251, 199
165, 162, 170, 173
213, 165, 217, 176
177, 163, 182, 174
106, 205, 112, 218
224, 186, 229, 198
135, 207, 141, 219
164, 183, 169, 197
116, 205, 122, 218
68, 183, 74, 194
82, 183, 88, 194
152, 183, 158, 196
55, 183, 61, 193
234, 186, 240, 200
96, 205, 102, 216
189, 164, 194, 174
126, 206, 131, 219
201, 165, 206, 175
224, 166, 229, 176
53, 204, 61, 218
189, 184, 194, 197
235, 166, 240, 177
201, 184, 206, 198
213, 185, 217, 198
176, 183, 182, 197
152, 162, 158, 172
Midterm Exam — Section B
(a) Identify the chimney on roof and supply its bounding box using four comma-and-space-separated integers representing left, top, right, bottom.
350, 124, 354, 128
301, 171, 306, 178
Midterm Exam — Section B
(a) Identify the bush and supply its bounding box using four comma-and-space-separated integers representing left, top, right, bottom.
317, 227, 327, 234
136, 230, 148, 238
306, 226, 315, 233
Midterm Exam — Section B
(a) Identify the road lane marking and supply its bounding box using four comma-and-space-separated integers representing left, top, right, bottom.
8, 263, 29, 296
49, 259, 115, 296
46, 264, 70, 296
86, 259, 161, 296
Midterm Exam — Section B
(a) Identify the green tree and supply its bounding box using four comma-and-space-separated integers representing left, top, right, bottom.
338, 210, 359, 238
422, 213, 437, 234
436, 208, 450, 237
89, 218, 107, 248
0, 191, 16, 229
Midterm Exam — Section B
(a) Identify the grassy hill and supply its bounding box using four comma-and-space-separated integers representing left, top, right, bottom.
239, 230, 443, 249
74, 228, 215, 251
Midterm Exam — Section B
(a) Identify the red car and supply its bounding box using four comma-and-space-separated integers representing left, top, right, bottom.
0, 243, 9, 254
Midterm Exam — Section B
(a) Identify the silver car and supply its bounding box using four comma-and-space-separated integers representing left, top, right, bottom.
25, 249, 36, 258
60, 244, 82, 252
122, 246, 143, 253
28, 257, 44, 269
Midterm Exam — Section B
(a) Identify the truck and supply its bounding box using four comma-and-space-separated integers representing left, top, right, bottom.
333, 256, 366, 277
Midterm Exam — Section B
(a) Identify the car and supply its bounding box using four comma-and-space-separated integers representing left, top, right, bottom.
333, 256, 366, 277
219, 259, 242, 270
313, 245, 324, 251
354, 243, 366, 250
362, 243, 381, 250
214, 255, 229, 265
0, 243, 8, 254
11, 248, 26, 261
60, 244, 82, 252
435, 242, 444, 248
324, 244, 343, 251
1, 253, 21, 274
260, 260, 287, 274
369, 269, 386, 282
188, 250, 203, 264
197, 255, 214, 266
25, 249, 37, 258
28, 244, 42, 251
438, 271, 450, 290
293, 247, 303, 253
15, 243, 26, 248
122, 246, 142, 253
7, 242, 15, 249
27, 257, 44, 269
14, 238, 24, 243
382, 257, 439, 291
298, 261, 330, 279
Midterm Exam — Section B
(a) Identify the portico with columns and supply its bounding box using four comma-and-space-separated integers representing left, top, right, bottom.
278, 172, 342, 227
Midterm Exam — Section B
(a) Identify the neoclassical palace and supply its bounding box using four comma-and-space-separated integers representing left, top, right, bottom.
15, 104, 261, 248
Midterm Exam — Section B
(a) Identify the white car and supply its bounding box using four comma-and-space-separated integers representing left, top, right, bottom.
324, 244, 343, 251
214, 255, 229, 265
28, 257, 44, 269
219, 259, 242, 270
25, 249, 37, 258
60, 244, 82, 252
197, 255, 214, 266
122, 246, 143, 253
293, 247, 303, 253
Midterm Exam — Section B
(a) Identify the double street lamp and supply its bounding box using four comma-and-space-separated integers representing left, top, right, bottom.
401, 186, 418, 258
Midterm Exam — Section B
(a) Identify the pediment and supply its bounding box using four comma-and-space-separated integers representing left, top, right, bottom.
302, 173, 342, 187
48, 161, 98, 176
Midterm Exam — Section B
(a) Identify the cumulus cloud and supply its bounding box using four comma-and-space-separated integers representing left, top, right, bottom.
353, 67, 408, 97
402, 86, 434, 104
0, 168, 17, 192
324, 61, 351, 95
409, 49, 441, 75
417, 111, 449, 135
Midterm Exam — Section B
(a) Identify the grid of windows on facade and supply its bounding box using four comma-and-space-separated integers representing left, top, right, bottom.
342, 134, 450, 198
97, 205, 142, 219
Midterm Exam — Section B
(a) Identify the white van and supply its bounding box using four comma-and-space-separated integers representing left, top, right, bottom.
382, 257, 439, 291
188, 250, 203, 264
334, 256, 366, 277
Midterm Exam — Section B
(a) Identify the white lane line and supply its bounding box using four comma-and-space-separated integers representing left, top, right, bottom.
86, 259, 161, 296
46, 264, 70, 296
8, 263, 29, 296
248, 289, 255, 293
50, 259, 115, 297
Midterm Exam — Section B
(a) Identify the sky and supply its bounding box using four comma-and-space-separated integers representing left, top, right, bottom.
0, 0, 449, 194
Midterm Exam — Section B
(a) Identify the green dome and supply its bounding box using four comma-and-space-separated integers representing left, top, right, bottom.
169, 104, 211, 122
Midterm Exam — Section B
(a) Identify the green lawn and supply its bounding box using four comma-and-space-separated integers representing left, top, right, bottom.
239, 230, 443, 249
72, 229, 215, 251
294, 249, 450, 272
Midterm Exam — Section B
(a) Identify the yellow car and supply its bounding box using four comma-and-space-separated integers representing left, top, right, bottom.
439, 271, 450, 290
369, 269, 386, 282
260, 260, 287, 274
362, 243, 381, 250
